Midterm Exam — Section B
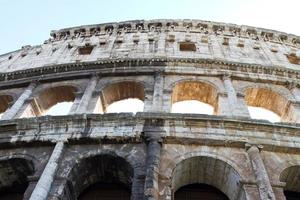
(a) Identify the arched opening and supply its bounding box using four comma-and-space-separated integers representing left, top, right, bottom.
244, 88, 288, 122
280, 165, 300, 200
44, 102, 73, 116
175, 183, 229, 200
171, 81, 218, 115
248, 106, 280, 123
21, 86, 77, 117
69, 154, 133, 200
106, 98, 144, 114
0, 95, 13, 117
172, 156, 244, 200
0, 158, 34, 200
97, 81, 145, 114
172, 100, 214, 115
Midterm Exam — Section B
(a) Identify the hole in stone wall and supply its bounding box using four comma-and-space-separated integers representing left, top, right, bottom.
179, 42, 196, 51
172, 81, 218, 114
172, 156, 244, 200
284, 191, 300, 200
78, 182, 130, 200
0, 158, 34, 200
21, 86, 77, 118
171, 100, 214, 115
175, 183, 229, 200
248, 106, 280, 123
78, 46, 94, 55
245, 88, 289, 122
98, 81, 145, 113
69, 154, 133, 199
44, 102, 73, 116
0, 95, 13, 115
280, 165, 300, 199
287, 53, 300, 65
106, 98, 144, 114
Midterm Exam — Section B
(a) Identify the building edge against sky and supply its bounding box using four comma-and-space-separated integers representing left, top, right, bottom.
0, 18, 298, 200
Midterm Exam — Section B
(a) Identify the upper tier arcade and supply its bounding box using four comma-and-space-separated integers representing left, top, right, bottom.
0, 19, 300, 75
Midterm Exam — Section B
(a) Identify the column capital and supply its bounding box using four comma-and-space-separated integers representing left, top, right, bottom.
143, 119, 165, 144
74, 91, 84, 98
287, 80, 298, 90
222, 72, 232, 80
30, 80, 40, 86
154, 70, 163, 77
245, 143, 264, 152
25, 97, 34, 103
90, 72, 100, 80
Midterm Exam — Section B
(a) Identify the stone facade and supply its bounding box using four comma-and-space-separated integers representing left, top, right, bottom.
0, 19, 299, 199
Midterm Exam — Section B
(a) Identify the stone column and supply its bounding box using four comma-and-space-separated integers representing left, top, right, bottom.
23, 176, 39, 200
217, 92, 231, 115
246, 144, 276, 200
131, 166, 146, 200
144, 89, 154, 112
156, 31, 166, 56
162, 89, 173, 113
47, 177, 75, 200
222, 74, 250, 118
272, 183, 287, 200
1, 81, 37, 120
239, 181, 260, 200
144, 119, 164, 200
75, 75, 98, 114
152, 72, 164, 112
285, 82, 300, 122
68, 92, 83, 114
29, 142, 65, 200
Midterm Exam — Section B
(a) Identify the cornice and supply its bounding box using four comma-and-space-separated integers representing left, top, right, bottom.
50, 19, 300, 46
0, 58, 300, 88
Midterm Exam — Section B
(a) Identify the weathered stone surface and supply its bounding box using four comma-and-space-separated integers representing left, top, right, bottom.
0, 19, 299, 200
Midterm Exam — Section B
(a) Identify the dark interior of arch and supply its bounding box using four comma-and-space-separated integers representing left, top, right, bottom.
100, 81, 145, 112
0, 95, 13, 113
78, 182, 130, 200
0, 158, 34, 200
175, 183, 229, 200
30, 85, 77, 116
284, 191, 300, 200
172, 81, 218, 112
172, 156, 243, 200
280, 165, 300, 198
70, 154, 133, 199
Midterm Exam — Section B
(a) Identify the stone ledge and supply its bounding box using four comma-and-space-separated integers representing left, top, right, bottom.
0, 113, 299, 152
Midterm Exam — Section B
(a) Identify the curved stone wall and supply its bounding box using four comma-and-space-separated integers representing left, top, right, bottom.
0, 19, 299, 200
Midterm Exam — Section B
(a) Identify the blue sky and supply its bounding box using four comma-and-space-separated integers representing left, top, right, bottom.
1, 0, 299, 54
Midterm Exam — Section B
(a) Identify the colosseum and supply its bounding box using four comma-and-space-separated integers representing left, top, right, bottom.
0, 19, 299, 200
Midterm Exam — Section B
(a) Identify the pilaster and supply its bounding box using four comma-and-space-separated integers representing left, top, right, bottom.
75, 75, 98, 114
29, 142, 65, 200
246, 144, 276, 200
143, 119, 164, 200
222, 74, 250, 118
